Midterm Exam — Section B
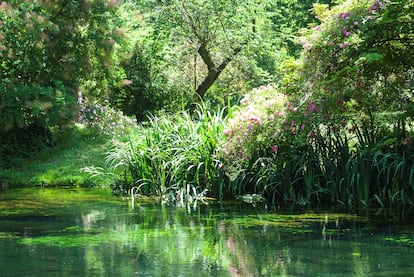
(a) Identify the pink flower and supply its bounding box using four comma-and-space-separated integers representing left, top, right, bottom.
250, 116, 262, 125
314, 25, 321, 31
301, 124, 305, 130
308, 101, 316, 112
269, 115, 275, 121
240, 97, 248, 105
272, 145, 278, 154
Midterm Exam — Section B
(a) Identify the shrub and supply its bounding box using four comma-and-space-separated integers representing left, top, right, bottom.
79, 100, 136, 137
220, 85, 289, 177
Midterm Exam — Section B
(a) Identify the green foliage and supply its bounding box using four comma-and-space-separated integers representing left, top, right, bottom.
267, 0, 333, 55
0, 81, 76, 131
118, 0, 292, 111
218, 0, 414, 207
104, 104, 227, 201
0, 0, 124, 131
111, 42, 182, 120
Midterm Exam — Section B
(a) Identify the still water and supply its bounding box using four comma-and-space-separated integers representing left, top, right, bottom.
0, 188, 414, 276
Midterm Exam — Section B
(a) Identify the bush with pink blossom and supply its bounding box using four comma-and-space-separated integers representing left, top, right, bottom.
79, 101, 136, 137
220, 83, 323, 182
219, 0, 414, 206
220, 85, 288, 178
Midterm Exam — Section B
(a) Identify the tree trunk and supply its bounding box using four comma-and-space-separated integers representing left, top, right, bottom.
195, 42, 242, 100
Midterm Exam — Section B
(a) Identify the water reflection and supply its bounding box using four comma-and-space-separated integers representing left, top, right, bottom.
0, 189, 414, 276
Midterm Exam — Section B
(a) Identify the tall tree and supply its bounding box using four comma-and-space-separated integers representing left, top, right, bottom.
155, 0, 271, 100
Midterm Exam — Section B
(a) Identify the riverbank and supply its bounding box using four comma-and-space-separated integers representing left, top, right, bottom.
0, 124, 114, 189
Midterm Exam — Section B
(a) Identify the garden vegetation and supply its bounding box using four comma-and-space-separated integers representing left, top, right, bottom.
1, 0, 413, 208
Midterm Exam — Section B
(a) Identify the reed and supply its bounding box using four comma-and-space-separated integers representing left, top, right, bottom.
105, 104, 227, 202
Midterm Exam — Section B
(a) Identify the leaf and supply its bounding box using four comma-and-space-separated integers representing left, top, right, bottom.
357, 52, 384, 65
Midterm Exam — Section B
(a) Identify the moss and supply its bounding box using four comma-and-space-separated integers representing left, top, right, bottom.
0, 188, 119, 217
223, 212, 365, 229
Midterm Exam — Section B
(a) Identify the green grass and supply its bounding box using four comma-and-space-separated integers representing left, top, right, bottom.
0, 124, 115, 188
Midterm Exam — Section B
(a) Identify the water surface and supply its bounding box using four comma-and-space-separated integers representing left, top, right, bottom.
1, 188, 414, 276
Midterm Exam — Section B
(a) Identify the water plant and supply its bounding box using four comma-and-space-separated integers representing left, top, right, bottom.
104, 103, 227, 202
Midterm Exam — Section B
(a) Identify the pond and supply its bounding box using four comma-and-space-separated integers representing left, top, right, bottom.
1, 188, 414, 276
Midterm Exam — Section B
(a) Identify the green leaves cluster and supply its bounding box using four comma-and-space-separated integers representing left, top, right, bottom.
105, 104, 227, 200
0, 0, 123, 132
0, 81, 75, 131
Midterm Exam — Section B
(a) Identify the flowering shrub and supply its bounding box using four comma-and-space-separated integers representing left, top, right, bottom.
79, 101, 135, 136
219, 0, 414, 206
220, 85, 287, 177
300, 0, 413, 120
220, 83, 326, 176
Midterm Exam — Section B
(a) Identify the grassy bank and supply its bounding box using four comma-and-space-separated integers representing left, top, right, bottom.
0, 124, 114, 188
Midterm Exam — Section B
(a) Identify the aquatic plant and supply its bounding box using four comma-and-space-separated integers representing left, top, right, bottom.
104, 103, 227, 202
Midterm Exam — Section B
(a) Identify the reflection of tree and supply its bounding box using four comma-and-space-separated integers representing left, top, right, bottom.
6, 195, 414, 276
219, 221, 291, 276
81, 210, 103, 231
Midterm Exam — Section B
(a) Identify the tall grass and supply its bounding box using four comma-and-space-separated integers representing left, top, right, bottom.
105, 104, 227, 202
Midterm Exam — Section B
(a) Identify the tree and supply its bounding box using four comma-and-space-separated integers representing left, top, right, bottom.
0, 0, 124, 162
0, 0, 123, 132
154, 0, 272, 101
